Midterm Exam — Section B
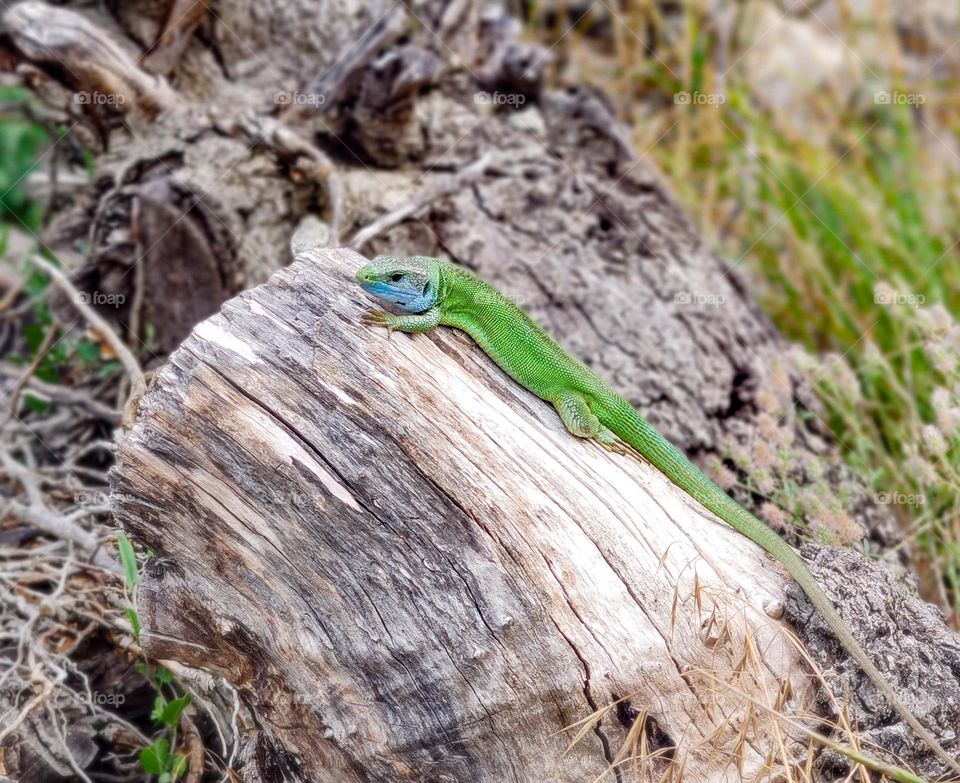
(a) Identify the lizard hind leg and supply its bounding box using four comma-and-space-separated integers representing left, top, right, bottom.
553, 392, 602, 439
553, 392, 631, 456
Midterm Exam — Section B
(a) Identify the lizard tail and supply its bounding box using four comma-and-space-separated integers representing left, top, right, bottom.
600, 397, 960, 777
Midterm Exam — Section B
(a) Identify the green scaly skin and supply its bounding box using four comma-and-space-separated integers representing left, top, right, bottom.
356, 254, 960, 776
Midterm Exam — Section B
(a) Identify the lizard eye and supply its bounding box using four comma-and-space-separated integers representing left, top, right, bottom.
389, 273, 404, 282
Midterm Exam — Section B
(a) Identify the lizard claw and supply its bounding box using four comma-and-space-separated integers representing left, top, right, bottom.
361, 310, 393, 334
599, 437, 647, 465
595, 427, 633, 457
598, 439, 628, 456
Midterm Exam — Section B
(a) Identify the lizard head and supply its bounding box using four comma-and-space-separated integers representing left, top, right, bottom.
355, 255, 440, 313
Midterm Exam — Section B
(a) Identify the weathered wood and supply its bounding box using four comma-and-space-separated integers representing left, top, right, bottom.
112, 246, 813, 782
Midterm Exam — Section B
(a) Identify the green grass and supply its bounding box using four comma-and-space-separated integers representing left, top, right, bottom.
527, 2, 960, 620
0, 90, 123, 395
0, 86, 49, 233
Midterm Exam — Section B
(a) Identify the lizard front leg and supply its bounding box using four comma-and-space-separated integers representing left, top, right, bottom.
361, 308, 441, 334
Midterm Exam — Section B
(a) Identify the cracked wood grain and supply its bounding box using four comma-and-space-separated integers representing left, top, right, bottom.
112, 246, 814, 783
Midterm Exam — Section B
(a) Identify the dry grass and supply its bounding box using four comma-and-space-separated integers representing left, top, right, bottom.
524, 0, 960, 620
558, 573, 937, 782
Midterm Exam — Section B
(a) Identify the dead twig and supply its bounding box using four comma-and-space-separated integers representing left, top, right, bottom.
182, 712, 206, 783
0, 670, 55, 744
348, 153, 496, 249
3, 502, 118, 575
0, 363, 120, 422
0, 319, 70, 430
25, 253, 143, 391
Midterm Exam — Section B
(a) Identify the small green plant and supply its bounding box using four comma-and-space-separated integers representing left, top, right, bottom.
796, 304, 960, 615
116, 531, 142, 642
139, 738, 188, 783
116, 533, 193, 781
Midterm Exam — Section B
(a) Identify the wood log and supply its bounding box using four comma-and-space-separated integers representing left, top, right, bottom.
112, 246, 816, 782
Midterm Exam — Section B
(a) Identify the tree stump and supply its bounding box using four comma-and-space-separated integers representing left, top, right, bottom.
111, 246, 813, 782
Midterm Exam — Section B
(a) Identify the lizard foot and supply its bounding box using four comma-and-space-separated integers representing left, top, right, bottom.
595, 426, 628, 455
361, 309, 395, 335
596, 427, 647, 464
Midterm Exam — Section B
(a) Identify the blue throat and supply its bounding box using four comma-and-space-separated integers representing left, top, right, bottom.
360, 281, 434, 314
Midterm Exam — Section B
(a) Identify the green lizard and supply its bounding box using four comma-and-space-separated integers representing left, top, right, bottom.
355, 253, 960, 776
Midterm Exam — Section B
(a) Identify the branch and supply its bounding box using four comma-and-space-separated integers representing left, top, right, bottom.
26, 253, 143, 390
348, 154, 496, 249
